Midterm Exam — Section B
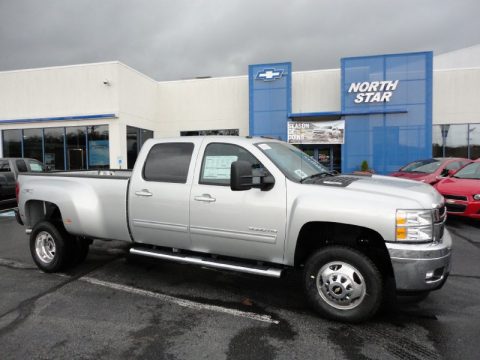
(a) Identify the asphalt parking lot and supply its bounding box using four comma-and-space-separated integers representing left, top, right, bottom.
0, 209, 479, 360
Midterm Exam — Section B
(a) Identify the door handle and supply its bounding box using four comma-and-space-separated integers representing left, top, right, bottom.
194, 194, 216, 203
135, 189, 153, 197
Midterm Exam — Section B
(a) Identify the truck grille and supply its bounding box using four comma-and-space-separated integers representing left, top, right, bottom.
444, 194, 467, 201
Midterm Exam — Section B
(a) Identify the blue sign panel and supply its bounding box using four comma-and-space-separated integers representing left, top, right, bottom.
249, 62, 291, 141
341, 52, 433, 174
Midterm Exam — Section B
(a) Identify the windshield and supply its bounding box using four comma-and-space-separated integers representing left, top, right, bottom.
255, 141, 329, 182
399, 159, 442, 174
453, 162, 480, 179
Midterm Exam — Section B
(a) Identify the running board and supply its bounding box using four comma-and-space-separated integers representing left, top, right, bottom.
129, 247, 283, 278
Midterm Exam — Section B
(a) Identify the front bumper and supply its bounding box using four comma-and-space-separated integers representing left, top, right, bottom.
386, 228, 452, 292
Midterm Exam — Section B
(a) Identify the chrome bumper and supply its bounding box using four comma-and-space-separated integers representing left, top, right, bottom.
386, 228, 452, 292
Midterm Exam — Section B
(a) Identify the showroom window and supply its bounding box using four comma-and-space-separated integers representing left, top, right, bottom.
127, 126, 154, 169
2, 129, 22, 157
88, 125, 110, 169
44, 127, 65, 170
23, 129, 43, 162
433, 124, 480, 159
2, 125, 109, 170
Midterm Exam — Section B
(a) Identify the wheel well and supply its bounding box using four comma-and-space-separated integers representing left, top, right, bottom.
294, 222, 394, 278
25, 200, 62, 228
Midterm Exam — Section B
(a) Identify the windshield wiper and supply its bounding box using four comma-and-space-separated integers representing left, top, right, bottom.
300, 171, 336, 183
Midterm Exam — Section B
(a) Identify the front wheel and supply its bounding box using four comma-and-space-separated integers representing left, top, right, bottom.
30, 221, 70, 273
303, 246, 383, 323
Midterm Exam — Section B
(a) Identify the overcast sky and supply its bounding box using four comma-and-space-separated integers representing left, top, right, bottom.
0, 0, 479, 81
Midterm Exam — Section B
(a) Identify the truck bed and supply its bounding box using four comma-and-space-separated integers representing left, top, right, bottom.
17, 170, 133, 242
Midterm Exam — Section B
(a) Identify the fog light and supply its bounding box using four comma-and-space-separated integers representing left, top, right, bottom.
425, 271, 435, 280
473, 194, 480, 201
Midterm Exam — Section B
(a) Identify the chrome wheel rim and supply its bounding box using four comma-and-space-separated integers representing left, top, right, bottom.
35, 231, 56, 264
316, 261, 366, 310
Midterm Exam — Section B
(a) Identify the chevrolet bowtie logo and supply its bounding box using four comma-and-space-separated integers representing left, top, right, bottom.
256, 68, 284, 81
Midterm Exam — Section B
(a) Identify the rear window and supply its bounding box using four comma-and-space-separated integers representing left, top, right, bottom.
143, 142, 194, 183
16, 160, 28, 172
0, 160, 11, 172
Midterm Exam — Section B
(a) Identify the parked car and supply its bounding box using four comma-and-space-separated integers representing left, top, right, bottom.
435, 160, 480, 219
389, 158, 471, 185
16, 137, 451, 323
0, 158, 46, 200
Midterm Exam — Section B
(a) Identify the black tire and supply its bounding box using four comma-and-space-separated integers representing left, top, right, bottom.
29, 221, 71, 273
303, 246, 383, 323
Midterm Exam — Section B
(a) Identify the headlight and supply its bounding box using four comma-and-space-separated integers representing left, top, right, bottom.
474, 194, 480, 201
396, 209, 433, 242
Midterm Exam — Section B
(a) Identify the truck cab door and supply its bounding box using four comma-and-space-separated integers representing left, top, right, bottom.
189, 141, 287, 264
128, 139, 202, 248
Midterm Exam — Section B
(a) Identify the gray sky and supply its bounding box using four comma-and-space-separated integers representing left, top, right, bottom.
0, 0, 479, 81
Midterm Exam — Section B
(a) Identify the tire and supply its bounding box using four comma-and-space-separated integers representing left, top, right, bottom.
303, 246, 383, 323
30, 221, 71, 273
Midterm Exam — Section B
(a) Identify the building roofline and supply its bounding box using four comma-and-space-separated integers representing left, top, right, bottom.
0, 61, 125, 75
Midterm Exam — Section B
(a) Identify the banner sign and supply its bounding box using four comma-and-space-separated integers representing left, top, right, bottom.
288, 120, 345, 144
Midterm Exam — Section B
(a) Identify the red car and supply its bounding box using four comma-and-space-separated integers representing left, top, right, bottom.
435, 160, 480, 219
389, 158, 471, 185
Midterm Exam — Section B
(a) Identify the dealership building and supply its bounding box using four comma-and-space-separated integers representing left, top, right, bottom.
0, 45, 479, 174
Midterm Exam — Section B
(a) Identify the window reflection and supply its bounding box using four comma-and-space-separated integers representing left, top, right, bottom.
2, 129, 22, 157
44, 128, 65, 170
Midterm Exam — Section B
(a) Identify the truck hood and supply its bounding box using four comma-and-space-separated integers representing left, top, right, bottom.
312, 174, 444, 209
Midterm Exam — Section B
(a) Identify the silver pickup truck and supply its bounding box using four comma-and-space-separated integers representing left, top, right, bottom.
15, 136, 451, 322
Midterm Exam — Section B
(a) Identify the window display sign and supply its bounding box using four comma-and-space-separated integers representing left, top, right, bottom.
203, 156, 238, 179
89, 140, 109, 167
288, 120, 345, 144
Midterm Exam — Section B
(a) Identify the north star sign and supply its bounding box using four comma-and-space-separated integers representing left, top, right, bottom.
348, 80, 399, 103
256, 68, 284, 81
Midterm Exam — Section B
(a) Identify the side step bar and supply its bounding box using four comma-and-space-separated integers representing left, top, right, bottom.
129, 247, 283, 278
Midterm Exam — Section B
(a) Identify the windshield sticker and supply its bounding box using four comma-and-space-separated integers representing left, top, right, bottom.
203, 156, 238, 179
258, 144, 272, 150
294, 169, 308, 179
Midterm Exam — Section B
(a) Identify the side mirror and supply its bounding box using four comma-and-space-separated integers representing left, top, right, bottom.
448, 169, 457, 176
230, 160, 253, 191
230, 160, 275, 191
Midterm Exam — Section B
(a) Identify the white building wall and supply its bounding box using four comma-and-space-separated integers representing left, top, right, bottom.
434, 44, 480, 70
433, 68, 480, 124
0, 62, 121, 165
0, 62, 119, 120
156, 76, 249, 137
116, 63, 159, 167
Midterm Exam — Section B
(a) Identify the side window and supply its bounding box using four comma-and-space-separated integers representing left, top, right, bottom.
27, 159, 45, 172
16, 160, 28, 172
200, 143, 264, 186
445, 161, 461, 171
0, 160, 11, 172
143, 142, 194, 183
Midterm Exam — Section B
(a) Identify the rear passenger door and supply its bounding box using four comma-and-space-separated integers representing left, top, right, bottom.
128, 139, 201, 248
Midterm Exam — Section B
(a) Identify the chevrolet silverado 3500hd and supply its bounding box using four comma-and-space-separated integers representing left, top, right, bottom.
15, 136, 451, 322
